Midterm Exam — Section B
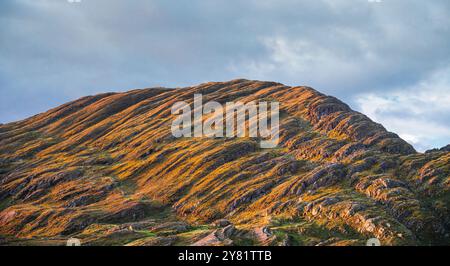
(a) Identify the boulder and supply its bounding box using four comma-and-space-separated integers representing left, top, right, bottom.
213, 219, 231, 228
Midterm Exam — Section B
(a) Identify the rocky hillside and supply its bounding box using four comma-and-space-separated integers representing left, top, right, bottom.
0, 79, 448, 246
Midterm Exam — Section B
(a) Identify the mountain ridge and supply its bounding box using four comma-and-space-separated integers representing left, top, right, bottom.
0, 79, 448, 246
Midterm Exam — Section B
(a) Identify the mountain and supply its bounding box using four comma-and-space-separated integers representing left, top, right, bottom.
0, 79, 448, 246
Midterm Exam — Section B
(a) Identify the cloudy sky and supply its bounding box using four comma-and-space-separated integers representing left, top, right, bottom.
1, 0, 449, 151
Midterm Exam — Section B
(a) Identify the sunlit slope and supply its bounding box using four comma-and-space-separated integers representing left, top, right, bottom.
0, 79, 448, 246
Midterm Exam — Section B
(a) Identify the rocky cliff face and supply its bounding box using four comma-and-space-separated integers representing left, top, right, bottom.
0, 79, 448, 246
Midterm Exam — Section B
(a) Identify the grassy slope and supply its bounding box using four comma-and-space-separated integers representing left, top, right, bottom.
0, 79, 448, 246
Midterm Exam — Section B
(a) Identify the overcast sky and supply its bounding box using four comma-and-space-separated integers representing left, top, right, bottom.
1, 0, 449, 151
